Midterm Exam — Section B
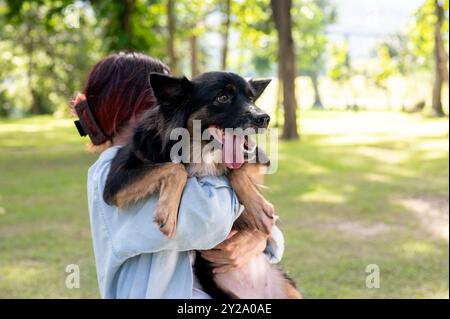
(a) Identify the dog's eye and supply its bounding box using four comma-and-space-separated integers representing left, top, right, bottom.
216, 93, 230, 104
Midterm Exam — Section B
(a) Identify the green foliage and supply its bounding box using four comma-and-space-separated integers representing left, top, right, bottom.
229, 0, 335, 77
380, 36, 417, 76
174, 0, 217, 74
90, 0, 167, 55
0, 0, 347, 116
373, 44, 397, 90
408, 0, 449, 70
372, 35, 420, 91
176, 0, 216, 35
328, 39, 351, 83
293, 0, 336, 76
230, 0, 275, 75
0, 0, 101, 116
0, 0, 446, 116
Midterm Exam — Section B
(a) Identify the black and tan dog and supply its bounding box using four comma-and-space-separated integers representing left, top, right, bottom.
103, 71, 301, 299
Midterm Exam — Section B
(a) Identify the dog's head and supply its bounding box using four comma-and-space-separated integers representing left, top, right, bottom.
149, 71, 271, 169
149, 71, 271, 132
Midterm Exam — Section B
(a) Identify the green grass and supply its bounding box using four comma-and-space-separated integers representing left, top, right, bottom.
0, 111, 448, 298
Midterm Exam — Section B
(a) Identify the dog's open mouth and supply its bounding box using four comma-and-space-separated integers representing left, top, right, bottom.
207, 125, 256, 170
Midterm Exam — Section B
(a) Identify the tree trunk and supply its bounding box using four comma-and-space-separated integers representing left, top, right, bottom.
25, 20, 41, 115
30, 90, 42, 115
435, 0, 449, 84
27, 53, 42, 115
311, 73, 324, 109
220, 0, 231, 70
431, 0, 446, 117
167, 0, 178, 74
121, 0, 135, 49
271, 0, 299, 140
190, 35, 200, 77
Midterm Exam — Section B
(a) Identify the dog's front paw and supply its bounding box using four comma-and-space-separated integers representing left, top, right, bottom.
258, 200, 275, 234
154, 206, 178, 238
245, 198, 275, 234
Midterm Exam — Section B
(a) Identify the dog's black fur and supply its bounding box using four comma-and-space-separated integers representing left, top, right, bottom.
103, 71, 301, 299
103, 72, 270, 204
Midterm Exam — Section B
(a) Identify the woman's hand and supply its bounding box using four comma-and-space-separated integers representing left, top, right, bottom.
199, 229, 269, 274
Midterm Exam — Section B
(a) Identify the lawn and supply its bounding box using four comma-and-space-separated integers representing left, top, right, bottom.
0, 111, 448, 298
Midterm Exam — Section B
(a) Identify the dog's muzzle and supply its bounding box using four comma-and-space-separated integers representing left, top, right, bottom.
252, 113, 270, 128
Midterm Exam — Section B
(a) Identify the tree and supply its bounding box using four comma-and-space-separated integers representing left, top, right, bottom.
175, 0, 216, 77
167, 0, 178, 73
228, 0, 282, 123
271, 0, 299, 140
409, 0, 449, 116
373, 43, 397, 108
90, 0, 164, 53
328, 39, 353, 107
375, 35, 419, 109
431, 0, 448, 116
4, 0, 54, 114
89, 0, 170, 66
2, 0, 100, 115
293, 0, 336, 109
229, 0, 275, 75
220, 0, 231, 70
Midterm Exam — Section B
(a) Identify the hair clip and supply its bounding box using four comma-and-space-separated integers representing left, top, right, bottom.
74, 120, 87, 137
74, 100, 108, 145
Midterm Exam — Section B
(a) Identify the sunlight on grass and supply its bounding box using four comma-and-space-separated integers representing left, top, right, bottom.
318, 135, 387, 146
0, 117, 73, 133
0, 263, 46, 285
398, 197, 449, 241
299, 189, 347, 204
400, 241, 440, 257
277, 153, 330, 175
364, 173, 393, 183
355, 146, 409, 164
428, 290, 450, 298
0, 112, 448, 298
300, 112, 449, 139
0, 116, 82, 148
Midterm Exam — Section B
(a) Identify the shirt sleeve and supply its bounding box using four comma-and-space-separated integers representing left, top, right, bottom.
97, 174, 241, 260
264, 225, 285, 264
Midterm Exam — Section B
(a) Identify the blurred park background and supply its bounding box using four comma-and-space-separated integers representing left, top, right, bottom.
0, 0, 448, 298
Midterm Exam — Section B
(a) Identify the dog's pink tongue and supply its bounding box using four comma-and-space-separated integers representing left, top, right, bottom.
223, 130, 245, 169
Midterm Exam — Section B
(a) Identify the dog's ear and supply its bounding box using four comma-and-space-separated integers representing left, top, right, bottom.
249, 79, 272, 101
150, 73, 192, 105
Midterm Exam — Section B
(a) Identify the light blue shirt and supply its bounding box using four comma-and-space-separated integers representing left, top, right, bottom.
87, 146, 284, 299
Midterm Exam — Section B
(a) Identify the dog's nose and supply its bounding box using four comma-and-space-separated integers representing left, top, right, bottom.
254, 114, 271, 128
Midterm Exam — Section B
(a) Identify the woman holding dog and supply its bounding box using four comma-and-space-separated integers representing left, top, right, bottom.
73, 52, 285, 298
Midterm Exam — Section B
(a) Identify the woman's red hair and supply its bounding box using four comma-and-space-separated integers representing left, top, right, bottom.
71, 52, 170, 147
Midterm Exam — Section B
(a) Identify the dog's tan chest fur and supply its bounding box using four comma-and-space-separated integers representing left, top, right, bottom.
214, 254, 302, 299
186, 143, 228, 177
186, 162, 227, 177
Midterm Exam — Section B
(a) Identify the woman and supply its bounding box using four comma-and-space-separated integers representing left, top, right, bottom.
73, 52, 285, 298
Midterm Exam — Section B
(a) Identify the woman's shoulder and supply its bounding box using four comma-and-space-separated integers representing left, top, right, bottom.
89, 145, 234, 192
88, 146, 122, 183
196, 175, 232, 189
86, 146, 240, 256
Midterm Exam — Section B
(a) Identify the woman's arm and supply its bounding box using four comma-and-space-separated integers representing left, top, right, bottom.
95, 172, 241, 260
199, 224, 285, 273
264, 225, 285, 263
